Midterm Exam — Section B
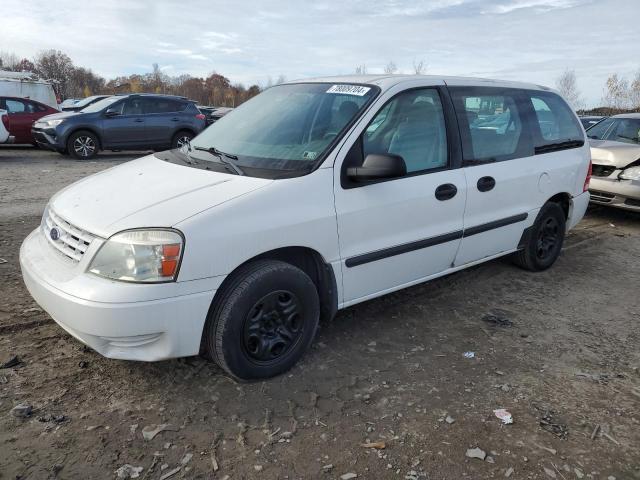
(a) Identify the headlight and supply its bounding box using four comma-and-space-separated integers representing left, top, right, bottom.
37, 119, 64, 128
619, 166, 640, 181
88, 229, 184, 283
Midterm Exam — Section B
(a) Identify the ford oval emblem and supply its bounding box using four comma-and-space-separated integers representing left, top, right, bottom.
50, 227, 60, 241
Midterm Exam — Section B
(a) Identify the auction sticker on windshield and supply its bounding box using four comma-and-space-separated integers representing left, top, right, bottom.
326, 84, 371, 96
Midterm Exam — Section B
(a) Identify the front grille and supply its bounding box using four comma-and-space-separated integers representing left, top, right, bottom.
625, 198, 640, 207
591, 164, 616, 177
42, 209, 96, 262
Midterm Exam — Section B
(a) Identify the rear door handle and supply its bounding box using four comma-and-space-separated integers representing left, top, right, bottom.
134, 118, 144, 123
435, 183, 457, 201
170, 117, 179, 122
477, 176, 496, 192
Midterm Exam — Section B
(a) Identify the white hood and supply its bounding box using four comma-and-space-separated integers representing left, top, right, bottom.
50, 155, 272, 238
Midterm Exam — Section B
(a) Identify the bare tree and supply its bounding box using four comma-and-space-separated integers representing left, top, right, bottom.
629, 70, 640, 110
603, 73, 630, 111
384, 61, 398, 74
34, 49, 75, 98
412, 59, 426, 75
555, 70, 583, 110
275, 74, 286, 85
0, 51, 20, 70
354, 64, 367, 75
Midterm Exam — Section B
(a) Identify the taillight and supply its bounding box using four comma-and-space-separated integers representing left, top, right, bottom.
1, 114, 8, 129
195, 113, 206, 120
583, 159, 592, 192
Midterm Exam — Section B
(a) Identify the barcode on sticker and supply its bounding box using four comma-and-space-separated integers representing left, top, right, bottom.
326, 84, 371, 96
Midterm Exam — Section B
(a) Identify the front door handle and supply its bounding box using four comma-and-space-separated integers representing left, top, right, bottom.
134, 118, 144, 123
435, 183, 457, 201
477, 176, 496, 192
170, 117, 179, 122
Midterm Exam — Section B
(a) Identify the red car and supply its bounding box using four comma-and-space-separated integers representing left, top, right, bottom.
0, 96, 59, 144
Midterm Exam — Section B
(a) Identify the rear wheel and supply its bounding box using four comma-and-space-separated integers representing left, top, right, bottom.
512, 202, 566, 271
171, 130, 194, 149
67, 131, 99, 159
204, 260, 320, 381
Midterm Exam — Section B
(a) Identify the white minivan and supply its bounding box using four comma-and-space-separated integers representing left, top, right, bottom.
20, 75, 591, 380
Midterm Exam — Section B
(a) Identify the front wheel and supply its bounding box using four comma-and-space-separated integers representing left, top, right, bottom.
204, 260, 320, 381
67, 131, 99, 159
512, 202, 566, 271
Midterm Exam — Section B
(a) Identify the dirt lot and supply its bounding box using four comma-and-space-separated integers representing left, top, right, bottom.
1, 146, 639, 480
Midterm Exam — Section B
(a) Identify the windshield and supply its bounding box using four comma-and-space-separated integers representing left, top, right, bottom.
606, 118, 640, 144
587, 117, 640, 144
80, 96, 121, 113
189, 83, 378, 172
75, 95, 105, 109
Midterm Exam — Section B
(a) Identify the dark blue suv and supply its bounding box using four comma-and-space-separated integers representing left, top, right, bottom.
32, 94, 206, 159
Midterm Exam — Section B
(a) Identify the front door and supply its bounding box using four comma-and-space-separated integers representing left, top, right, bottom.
101, 98, 147, 148
3, 98, 37, 143
334, 86, 467, 305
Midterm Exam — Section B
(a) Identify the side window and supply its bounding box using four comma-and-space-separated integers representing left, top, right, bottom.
450, 87, 530, 163
142, 98, 181, 114
6, 99, 27, 114
529, 92, 583, 144
362, 88, 448, 173
122, 98, 144, 115
586, 118, 614, 139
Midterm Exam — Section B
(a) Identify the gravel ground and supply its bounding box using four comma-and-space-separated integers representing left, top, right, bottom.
1, 146, 639, 480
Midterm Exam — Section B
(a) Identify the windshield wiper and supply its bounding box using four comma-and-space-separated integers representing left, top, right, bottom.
616, 134, 639, 143
193, 146, 244, 176
534, 139, 584, 155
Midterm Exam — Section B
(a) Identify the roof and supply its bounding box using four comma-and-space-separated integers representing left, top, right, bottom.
0, 70, 52, 85
115, 93, 189, 100
286, 74, 551, 92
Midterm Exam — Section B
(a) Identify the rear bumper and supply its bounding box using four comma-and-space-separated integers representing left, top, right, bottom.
20, 228, 216, 361
589, 176, 640, 212
568, 191, 590, 230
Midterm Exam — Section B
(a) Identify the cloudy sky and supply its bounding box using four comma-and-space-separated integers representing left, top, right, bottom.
2, 0, 638, 107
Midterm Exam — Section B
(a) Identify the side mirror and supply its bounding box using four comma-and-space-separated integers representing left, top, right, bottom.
347, 153, 406, 182
104, 108, 120, 117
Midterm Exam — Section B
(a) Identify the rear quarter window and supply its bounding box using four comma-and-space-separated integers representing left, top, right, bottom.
528, 92, 583, 146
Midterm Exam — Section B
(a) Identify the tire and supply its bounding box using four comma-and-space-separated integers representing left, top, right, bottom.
67, 130, 99, 159
512, 202, 566, 271
204, 260, 320, 381
171, 130, 194, 149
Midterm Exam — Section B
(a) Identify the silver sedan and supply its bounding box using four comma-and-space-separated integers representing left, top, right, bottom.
587, 113, 640, 212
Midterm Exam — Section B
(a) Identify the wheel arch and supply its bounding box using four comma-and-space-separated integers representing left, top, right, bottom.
546, 192, 571, 220
209, 246, 338, 325
66, 127, 103, 150
518, 193, 571, 249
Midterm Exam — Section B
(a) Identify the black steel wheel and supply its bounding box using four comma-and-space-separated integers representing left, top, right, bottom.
242, 290, 304, 364
512, 202, 566, 271
203, 260, 320, 381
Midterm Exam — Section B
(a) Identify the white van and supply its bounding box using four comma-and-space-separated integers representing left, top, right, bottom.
0, 71, 59, 110
20, 75, 591, 380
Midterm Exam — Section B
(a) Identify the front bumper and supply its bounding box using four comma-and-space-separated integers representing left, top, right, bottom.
31, 127, 63, 151
589, 176, 640, 212
20, 228, 217, 361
